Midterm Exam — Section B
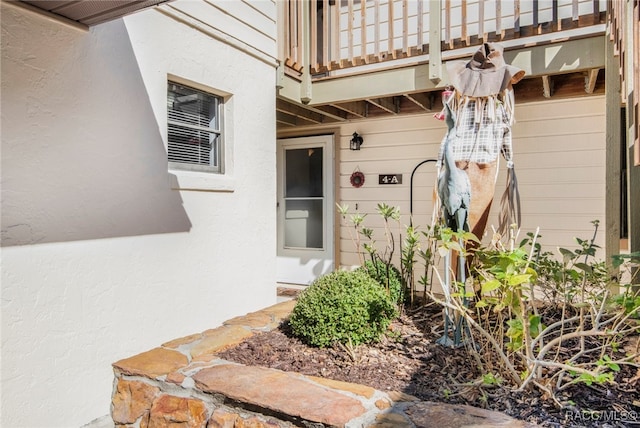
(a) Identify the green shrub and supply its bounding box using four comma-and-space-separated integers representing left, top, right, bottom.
358, 259, 404, 304
289, 270, 398, 347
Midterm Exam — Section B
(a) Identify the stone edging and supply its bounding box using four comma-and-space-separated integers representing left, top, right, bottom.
111, 300, 536, 428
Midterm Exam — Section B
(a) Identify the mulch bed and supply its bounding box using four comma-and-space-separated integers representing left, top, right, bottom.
218, 303, 640, 428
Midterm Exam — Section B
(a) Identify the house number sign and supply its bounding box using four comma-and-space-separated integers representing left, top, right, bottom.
378, 174, 402, 185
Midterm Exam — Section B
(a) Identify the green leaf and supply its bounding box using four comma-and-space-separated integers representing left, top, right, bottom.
481, 279, 501, 294
574, 262, 593, 274
475, 300, 489, 308
461, 231, 481, 244
508, 274, 531, 286
529, 315, 543, 337
612, 254, 625, 268
559, 247, 575, 263
578, 373, 595, 386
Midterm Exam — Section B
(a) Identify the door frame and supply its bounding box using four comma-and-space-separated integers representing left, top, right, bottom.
276, 134, 335, 285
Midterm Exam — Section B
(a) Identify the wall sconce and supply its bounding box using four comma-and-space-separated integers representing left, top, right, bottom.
350, 132, 364, 151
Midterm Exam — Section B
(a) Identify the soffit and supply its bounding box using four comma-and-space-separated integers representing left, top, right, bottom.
15, 0, 172, 26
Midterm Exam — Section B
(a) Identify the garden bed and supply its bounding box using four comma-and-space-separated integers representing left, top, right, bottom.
110, 300, 536, 428
218, 302, 640, 428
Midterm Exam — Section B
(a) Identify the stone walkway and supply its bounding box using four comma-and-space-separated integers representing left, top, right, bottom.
111, 299, 537, 427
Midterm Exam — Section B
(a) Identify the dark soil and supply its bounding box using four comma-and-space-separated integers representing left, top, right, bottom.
218, 303, 640, 428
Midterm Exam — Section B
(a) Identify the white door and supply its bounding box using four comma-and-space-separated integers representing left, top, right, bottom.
277, 135, 334, 285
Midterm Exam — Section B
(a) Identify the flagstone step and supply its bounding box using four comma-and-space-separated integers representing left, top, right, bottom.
111, 299, 537, 428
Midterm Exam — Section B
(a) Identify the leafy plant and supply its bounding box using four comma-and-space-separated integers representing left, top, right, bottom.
358, 259, 404, 304
289, 270, 398, 347
337, 202, 406, 307
336, 203, 640, 408
481, 372, 503, 386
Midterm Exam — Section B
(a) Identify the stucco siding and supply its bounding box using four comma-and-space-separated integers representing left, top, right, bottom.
1, 2, 277, 427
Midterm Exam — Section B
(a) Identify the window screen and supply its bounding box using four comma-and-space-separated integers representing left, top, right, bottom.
167, 82, 222, 172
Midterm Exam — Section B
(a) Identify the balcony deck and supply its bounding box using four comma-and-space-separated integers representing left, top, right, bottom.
276, 0, 607, 128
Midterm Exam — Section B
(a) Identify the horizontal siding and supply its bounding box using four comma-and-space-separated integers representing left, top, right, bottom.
487, 96, 606, 254
280, 95, 606, 271
342, 96, 604, 268
166, 0, 276, 59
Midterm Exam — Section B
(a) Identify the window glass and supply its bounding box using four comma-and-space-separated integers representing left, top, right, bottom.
167, 82, 222, 172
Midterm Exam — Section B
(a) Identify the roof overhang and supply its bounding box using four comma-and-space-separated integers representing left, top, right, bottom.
7, 0, 172, 30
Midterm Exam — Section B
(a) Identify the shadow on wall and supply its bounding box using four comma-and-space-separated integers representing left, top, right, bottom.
0, 16, 191, 247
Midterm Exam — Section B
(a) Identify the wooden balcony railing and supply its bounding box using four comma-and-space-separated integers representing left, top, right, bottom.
281, 0, 607, 77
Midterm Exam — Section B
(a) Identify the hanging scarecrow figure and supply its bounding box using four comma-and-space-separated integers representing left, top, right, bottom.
434, 43, 525, 347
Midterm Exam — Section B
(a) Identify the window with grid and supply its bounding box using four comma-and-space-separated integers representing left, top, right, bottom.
167, 82, 222, 172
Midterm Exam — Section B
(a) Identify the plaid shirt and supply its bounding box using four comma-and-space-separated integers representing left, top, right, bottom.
438, 96, 514, 167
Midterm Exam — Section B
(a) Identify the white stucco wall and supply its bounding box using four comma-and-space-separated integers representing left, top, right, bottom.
1, 2, 277, 427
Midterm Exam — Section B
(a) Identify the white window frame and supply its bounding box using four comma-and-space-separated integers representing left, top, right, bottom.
167, 83, 222, 173
167, 76, 235, 192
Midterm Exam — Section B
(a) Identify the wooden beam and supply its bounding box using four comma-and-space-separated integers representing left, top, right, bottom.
429, 0, 442, 82
514, 0, 520, 35
404, 92, 432, 111
445, 0, 452, 49
361, 0, 367, 63
496, 0, 503, 38
504, 37, 605, 77
276, 111, 298, 127
605, 36, 621, 280
276, 98, 325, 123
584, 68, 600, 94
367, 97, 399, 114
348, 0, 354, 64
374, 0, 380, 59
388, 0, 394, 58
311, 105, 348, 121
311, 0, 318, 71
461, 0, 469, 46
402, 0, 408, 55
542, 75, 554, 98
300, 0, 312, 104
416, 0, 423, 51
479, 0, 485, 42
322, 0, 329, 69
331, 101, 368, 117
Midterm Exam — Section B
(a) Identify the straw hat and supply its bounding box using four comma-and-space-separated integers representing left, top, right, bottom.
446, 43, 525, 97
